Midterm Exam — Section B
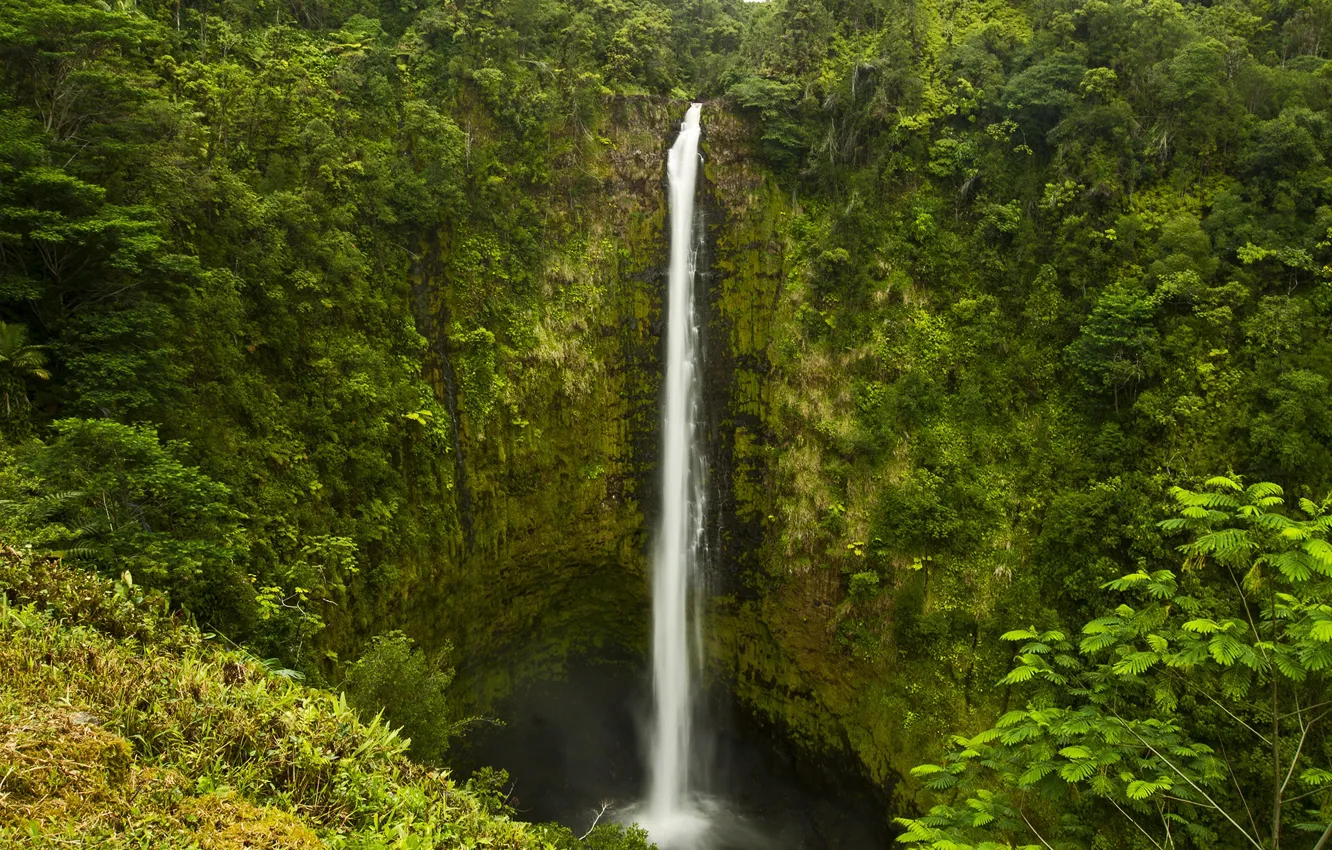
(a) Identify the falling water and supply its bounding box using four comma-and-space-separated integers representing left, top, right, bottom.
472, 100, 878, 849
644, 102, 708, 846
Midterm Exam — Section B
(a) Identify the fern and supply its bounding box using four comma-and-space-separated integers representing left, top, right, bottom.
1303, 538, 1332, 575
1112, 651, 1159, 676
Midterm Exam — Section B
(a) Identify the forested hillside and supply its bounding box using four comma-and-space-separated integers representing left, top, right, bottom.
0, 0, 742, 669
714, 0, 1332, 798
711, 0, 1332, 844
3, 0, 1332, 845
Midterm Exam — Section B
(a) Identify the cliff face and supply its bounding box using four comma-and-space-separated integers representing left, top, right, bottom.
695, 110, 1015, 810
392, 99, 935, 806
381, 99, 685, 710
700, 107, 918, 803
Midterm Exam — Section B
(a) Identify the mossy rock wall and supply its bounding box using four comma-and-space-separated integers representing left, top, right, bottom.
698, 104, 1001, 813
695, 107, 901, 798
369, 98, 956, 811
370, 99, 691, 711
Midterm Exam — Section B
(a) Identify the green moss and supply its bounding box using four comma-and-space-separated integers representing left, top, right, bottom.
379, 99, 678, 715
694, 104, 1018, 811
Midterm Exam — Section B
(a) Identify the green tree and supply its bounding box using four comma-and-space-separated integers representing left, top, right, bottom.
0, 0, 154, 142
1067, 283, 1162, 411
7, 418, 253, 631
343, 630, 465, 766
605, 2, 675, 91
898, 478, 1332, 849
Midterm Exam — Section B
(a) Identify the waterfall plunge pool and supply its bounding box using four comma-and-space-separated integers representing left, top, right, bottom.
460, 660, 891, 850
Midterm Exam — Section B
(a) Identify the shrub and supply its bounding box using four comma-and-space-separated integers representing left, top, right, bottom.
343, 630, 461, 766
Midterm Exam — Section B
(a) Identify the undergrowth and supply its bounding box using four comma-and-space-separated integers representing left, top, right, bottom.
0, 547, 652, 850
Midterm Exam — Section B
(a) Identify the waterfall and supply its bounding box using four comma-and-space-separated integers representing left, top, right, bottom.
646, 101, 707, 843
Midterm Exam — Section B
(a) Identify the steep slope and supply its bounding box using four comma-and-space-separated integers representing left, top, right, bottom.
0, 547, 653, 848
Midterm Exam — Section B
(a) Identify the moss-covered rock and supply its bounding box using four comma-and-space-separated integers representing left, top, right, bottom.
368, 96, 988, 815
695, 102, 1009, 813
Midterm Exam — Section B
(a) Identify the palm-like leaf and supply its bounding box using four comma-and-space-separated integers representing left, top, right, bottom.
0, 321, 49, 381
0, 321, 28, 357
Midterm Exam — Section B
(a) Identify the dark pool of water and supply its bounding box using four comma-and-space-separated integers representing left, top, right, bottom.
457, 662, 891, 849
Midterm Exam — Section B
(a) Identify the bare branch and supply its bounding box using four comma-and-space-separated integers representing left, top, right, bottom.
1113, 713, 1265, 850
1220, 741, 1261, 839
1314, 819, 1332, 850
1106, 797, 1163, 849
1018, 809, 1056, 850
579, 802, 612, 841
1166, 669, 1271, 746
1278, 700, 1332, 720
1159, 795, 1216, 810
1281, 786, 1332, 805
1280, 700, 1313, 799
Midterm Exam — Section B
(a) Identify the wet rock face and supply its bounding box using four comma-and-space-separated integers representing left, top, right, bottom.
696, 105, 787, 597
398, 99, 681, 710
695, 107, 912, 810
394, 98, 903, 824
399, 100, 785, 715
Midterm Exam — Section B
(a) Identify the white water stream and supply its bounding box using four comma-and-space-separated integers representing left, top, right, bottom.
474, 100, 875, 849
642, 102, 709, 847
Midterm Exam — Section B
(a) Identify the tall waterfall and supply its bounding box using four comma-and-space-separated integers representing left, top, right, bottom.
647, 101, 707, 842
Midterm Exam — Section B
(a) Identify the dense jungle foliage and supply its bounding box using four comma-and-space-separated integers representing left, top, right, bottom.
3, 0, 1332, 844
715, 0, 1332, 846
0, 0, 747, 663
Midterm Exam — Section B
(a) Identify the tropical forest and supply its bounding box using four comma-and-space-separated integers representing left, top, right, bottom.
2, 0, 1332, 846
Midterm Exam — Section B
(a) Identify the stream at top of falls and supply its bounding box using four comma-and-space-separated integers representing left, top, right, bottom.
461, 104, 891, 849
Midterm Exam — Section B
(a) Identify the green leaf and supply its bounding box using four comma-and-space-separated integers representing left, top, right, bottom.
996, 711, 1030, 728
1300, 768, 1332, 788
1017, 761, 1056, 785
1059, 760, 1098, 782
1271, 551, 1313, 582
1106, 571, 1150, 589
1112, 651, 1160, 676
1126, 778, 1169, 799
1303, 539, 1332, 576
1208, 634, 1246, 665
1001, 665, 1038, 684
1309, 620, 1332, 642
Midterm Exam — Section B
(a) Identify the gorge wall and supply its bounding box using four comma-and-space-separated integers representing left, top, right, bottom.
390, 99, 677, 711
388, 98, 962, 814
